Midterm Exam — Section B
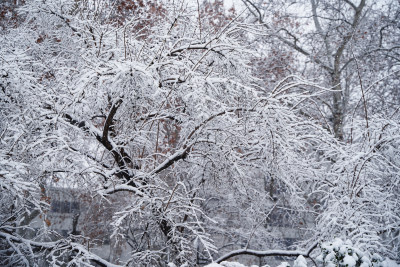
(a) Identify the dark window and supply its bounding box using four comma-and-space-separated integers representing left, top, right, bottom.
103, 237, 110, 245
284, 238, 296, 246
71, 202, 80, 213
51, 200, 80, 213
51, 200, 61, 212
60, 201, 70, 213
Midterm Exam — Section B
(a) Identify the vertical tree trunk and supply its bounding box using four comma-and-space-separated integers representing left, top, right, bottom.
332, 73, 344, 140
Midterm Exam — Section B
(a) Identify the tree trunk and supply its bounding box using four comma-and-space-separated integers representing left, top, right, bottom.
332, 73, 344, 140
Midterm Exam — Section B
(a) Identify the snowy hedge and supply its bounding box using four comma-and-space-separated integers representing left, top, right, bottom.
317, 239, 398, 267
200, 239, 399, 267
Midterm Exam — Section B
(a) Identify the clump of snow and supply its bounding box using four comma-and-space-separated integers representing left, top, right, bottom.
379, 259, 400, 267
293, 255, 308, 267
220, 262, 248, 267
205, 264, 223, 267
343, 255, 357, 267
276, 262, 290, 267
204, 259, 295, 267
204, 262, 247, 267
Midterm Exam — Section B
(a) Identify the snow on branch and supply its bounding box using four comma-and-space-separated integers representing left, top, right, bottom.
215, 242, 318, 263
0, 232, 121, 267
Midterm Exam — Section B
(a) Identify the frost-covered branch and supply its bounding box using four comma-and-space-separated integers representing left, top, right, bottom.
215, 242, 318, 263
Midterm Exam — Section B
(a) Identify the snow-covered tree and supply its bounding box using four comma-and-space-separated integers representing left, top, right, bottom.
0, 0, 399, 266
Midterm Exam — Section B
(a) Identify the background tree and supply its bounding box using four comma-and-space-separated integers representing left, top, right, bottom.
241, 0, 400, 261
243, 0, 400, 140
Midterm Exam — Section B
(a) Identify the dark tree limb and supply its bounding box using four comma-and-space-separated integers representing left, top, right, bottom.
216, 241, 319, 263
